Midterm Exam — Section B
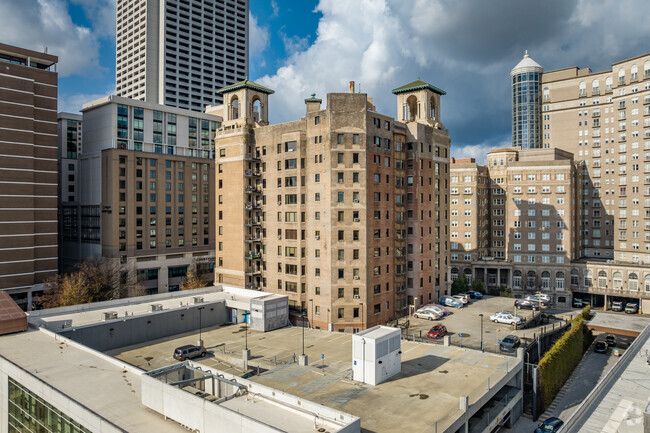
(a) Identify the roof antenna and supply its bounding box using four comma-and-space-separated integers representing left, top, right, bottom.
44, 46, 48, 54
358, 83, 361, 93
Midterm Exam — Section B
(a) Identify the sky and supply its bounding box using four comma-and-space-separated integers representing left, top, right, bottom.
1, 0, 648, 161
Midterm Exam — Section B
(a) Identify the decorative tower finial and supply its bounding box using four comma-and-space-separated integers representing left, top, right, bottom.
524, 50, 529, 57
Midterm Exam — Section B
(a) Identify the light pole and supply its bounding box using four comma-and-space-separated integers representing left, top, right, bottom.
309, 299, 313, 329
301, 311, 306, 356
479, 313, 484, 352
243, 311, 250, 351
197, 306, 205, 347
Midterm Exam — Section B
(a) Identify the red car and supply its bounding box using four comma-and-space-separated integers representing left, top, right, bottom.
427, 325, 447, 339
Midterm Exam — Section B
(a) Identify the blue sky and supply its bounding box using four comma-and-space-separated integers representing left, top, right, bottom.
1, 0, 648, 161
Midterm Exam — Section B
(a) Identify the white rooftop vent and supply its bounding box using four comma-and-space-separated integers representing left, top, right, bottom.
102, 311, 118, 321
150, 304, 163, 312
352, 326, 401, 385
192, 296, 204, 305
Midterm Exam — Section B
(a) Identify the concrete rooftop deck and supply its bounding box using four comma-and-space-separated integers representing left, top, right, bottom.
112, 324, 521, 433
0, 329, 186, 432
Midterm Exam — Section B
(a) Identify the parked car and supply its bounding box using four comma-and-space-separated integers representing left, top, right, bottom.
490, 312, 523, 326
534, 417, 564, 433
173, 345, 206, 361
421, 305, 448, 317
427, 324, 447, 339
611, 301, 624, 312
452, 294, 469, 305
432, 305, 451, 316
414, 309, 442, 321
625, 303, 639, 314
515, 299, 540, 310
499, 335, 520, 352
526, 295, 550, 306
467, 291, 484, 299
594, 341, 608, 354
439, 296, 463, 308
572, 298, 583, 308
605, 334, 617, 347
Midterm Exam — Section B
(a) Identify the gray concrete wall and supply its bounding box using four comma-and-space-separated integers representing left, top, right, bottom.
59, 301, 228, 352
251, 296, 289, 332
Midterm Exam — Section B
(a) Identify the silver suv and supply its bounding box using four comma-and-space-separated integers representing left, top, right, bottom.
173, 345, 206, 361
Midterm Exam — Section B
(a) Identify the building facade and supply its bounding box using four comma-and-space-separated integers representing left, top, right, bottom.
213, 80, 451, 331
59, 95, 221, 293
511, 51, 543, 150
116, 0, 249, 112
0, 43, 58, 310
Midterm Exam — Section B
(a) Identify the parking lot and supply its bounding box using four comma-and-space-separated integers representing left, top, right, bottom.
402, 296, 570, 351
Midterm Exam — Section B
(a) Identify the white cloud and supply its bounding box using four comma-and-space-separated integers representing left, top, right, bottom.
249, 12, 270, 67
254, 0, 650, 156
69, 0, 116, 38
0, 0, 103, 77
279, 31, 310, 57
58, 86, 115, 114
270, 0, 279, 18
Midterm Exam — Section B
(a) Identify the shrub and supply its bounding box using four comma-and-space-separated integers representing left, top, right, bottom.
538, 316, 589, 410
581, 305, 591, 320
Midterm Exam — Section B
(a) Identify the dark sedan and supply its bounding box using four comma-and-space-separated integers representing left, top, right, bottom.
605, 334, 617, 347
534, 417, 564, 433
515, 299, 540, 310
594, 341, 608, 354
467, 291, 484, 299
499, 335, 520, 352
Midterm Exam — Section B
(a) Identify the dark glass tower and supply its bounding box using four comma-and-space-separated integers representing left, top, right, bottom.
511, 51, 543, 149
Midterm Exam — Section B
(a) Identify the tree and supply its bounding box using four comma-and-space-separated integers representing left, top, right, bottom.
181, 263, 208, 291
471, 279, 485, 294
37, 258, 145, 308
451, 274, 469, 295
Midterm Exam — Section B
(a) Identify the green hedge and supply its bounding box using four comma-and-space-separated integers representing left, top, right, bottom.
538, 315, 592, 410
581, 305, 591, 320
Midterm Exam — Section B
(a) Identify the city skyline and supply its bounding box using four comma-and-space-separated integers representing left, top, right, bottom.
1, 0, 649, 161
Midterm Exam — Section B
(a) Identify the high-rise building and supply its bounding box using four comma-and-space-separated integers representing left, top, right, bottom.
115, 0, 249, 112
450, 148, 578, 305
511, 51, 543, 149
59, 95, 221, 292
212, 79, 451, 331
0, 43, 58, 310
541, 53, 650, 262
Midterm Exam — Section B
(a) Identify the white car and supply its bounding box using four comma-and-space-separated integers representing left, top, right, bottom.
421, 305, 447, 316
526, 294, 552, 305
490, 312, 523, 325
452, 295, 469, 305
413, 309, 442, 320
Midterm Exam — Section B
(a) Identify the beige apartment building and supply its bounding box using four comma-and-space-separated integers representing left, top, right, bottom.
59, 96, 220, 293
0, 43, 58, 310
213, 79, 451, 331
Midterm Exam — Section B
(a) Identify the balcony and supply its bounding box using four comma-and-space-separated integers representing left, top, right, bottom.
244, 252, 262, 260
592, 111, 600, 118
244, 169, 261, 177
244, 153, 261, 162
244, 202, 261, 210
244, 185, 261, 194
245, 219, 261, 226
244, 236, 262, 243
245, 268, 262, 276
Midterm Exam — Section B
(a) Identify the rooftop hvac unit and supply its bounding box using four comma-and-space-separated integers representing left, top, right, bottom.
102, 311, 118, 321
150, 304, 163, 312
193, 296, 204, 305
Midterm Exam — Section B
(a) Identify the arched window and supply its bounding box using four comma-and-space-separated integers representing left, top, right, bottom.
598, 270, 607, 288
251, 97, 262, 122
429, 95, 437, 120
513, 270, 522, 288
644, 61, 650, 80
543, 87, 550, 101
579, 81, 586, 96
556, 272, 565, 290
613, 271, 622, 290
591, 79, 600, 95
527, 271, 536, 289
606, 76, 613, 91
231, 96, 240, 119
405, 95, 418, 122
450, 268, 459, 281
541, 271, 551, 290
645, 274, 650, 292
628, 273, 638, 291
630, 64, 638, 80
585, 270, 593, 287
618, 68, 625, 85
570, 269, 579, 286
464, 268, 472, 284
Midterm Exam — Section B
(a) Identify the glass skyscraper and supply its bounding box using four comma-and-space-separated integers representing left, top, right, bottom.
511, 51, 543, 149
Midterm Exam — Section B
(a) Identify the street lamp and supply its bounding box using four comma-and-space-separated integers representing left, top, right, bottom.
197, 306, 205, 347
301, 311, 307, 356
479, 313, 484, 352
243, 311, 250, 351
309, 299, 313, 329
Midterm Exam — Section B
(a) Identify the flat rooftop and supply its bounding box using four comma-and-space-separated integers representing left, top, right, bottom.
0, 329, 186, 433
27, 286, 264, 329
587, 312, 650, 335
112, 323, 522, 432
